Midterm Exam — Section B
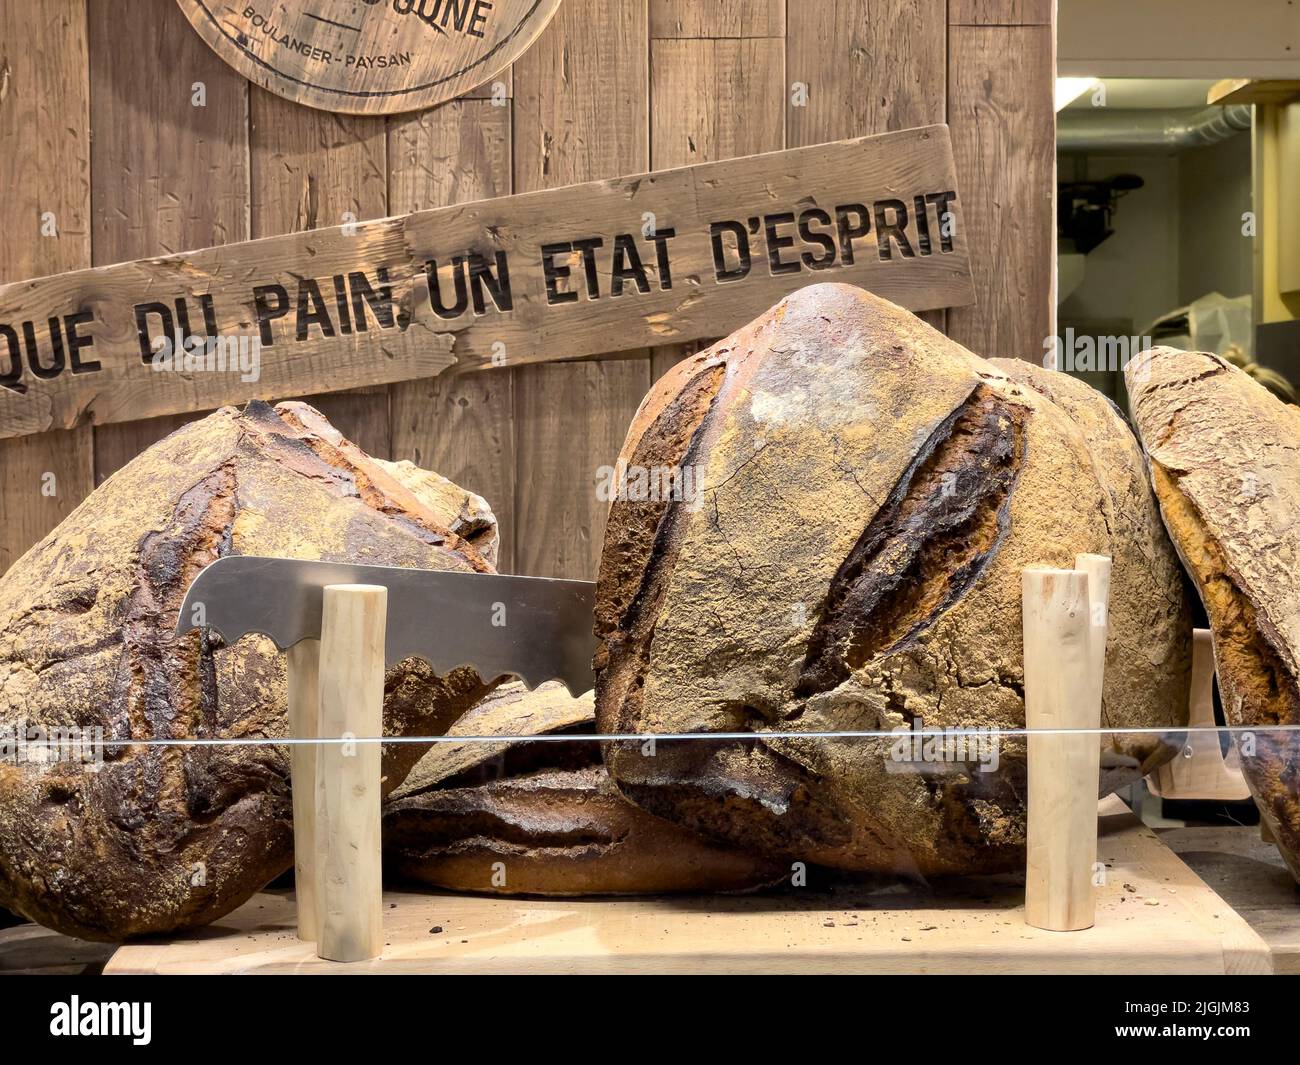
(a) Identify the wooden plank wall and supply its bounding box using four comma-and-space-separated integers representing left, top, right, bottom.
0, 0, 1054, 581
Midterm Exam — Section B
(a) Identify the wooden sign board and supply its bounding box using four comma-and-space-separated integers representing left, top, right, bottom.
0, 127, 975, 440
176, 0, 563, 113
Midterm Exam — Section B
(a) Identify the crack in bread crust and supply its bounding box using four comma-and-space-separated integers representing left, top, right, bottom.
797, 385, 1026, 697
1152, 463, 1300, 872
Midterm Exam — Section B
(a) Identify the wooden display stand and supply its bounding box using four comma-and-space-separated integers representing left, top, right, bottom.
95, 555, 1285, 975
101, 796, 1271, 975
290, 584, 387, 963
1148, 630, 1251, 802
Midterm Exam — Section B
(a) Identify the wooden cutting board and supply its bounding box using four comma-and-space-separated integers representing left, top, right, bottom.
104, 797, 1272, 975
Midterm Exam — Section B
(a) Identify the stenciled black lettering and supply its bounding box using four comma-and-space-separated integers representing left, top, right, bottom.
295, 279, 337, 340
135, 301, 175, 362
541, 242, 579, 305
913, 195, 932, 255
711, 220, 751, 282
835, 204, 870, 265
64, 311, 99, 374
572, 237, 603, 300
610, 233, 651, 297
764, 212, 800, 276
798, 208, 837, 270
648, 226, 676, 289
874, 199, 915, 260
252, 284, 290, 346
467, 250, 512, 314
428, 257, 470, 319
25, 319, 64, 380
349, 268, 396, 331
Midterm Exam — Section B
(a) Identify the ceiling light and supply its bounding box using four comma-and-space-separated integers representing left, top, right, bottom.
1055, 77, 1101, 112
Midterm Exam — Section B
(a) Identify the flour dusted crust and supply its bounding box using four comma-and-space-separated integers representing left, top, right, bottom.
595, 284, 1192, 874
0, 401, 498, 940
1126, 346, 1300, 881
384, 684, 785, 895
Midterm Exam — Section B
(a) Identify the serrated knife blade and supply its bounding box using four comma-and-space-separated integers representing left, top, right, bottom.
174, 556, 597, 695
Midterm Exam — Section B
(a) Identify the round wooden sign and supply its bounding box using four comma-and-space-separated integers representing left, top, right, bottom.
176, 0, 562, 114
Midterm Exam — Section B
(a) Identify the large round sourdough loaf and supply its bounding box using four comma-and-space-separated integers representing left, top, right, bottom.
594, 283, 1192, 874
0, 401, 499, 940
384, 683, 785, 895
1125, 347, 1300, 882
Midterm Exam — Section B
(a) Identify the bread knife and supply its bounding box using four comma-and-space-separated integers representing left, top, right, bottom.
174, 555, 597, 695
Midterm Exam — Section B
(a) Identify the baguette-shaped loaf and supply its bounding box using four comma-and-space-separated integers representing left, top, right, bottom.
1126, 346, 1300, 881
384, 684, 785, 894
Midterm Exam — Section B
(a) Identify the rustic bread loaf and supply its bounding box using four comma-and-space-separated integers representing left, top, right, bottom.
0, 401, 498, 940
988, 359, 1193, 794
595, 283, 1192, 874
1126, 347, 1300, 881
384, 684, 785, 894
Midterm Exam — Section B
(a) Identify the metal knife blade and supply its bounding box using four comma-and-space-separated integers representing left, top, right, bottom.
174, 556, 597, 695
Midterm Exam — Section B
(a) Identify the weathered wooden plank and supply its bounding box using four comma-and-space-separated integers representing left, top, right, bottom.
512, 0, 651, 581
0, 127, 973, 440
787, 0, 946, 144
650, 38, 785, 168
88, 0, 249, 482
787, 0, 947, 333
950, 0, 1053, 24
100, 800, 1273, 975
388, 98, 518, 572
947, 23, 1054, 360
0, 0, 93, 573
513, 359, 651, 580
647, 17, 785, 395
650, 0, 785, 39
250, 87, 392, 456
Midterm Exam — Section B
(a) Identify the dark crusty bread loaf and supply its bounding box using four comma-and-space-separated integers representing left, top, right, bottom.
594, 283, 1192, 875
1126, 347, 1300, 881
0, 401, 499, 940
384, 684, 785, 895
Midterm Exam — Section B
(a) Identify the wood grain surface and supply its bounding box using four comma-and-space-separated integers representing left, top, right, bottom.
100, 797, 1273, 975
0, 0, 1055, 581
388, 94, 518, 569
947, 17, 1055, 359
174, 0, 561, 114
0, 0, 93, 572
88, 0, 249, 482
251, 83, 394, 453
512, 0, 651, 581
0, 125, 971, 441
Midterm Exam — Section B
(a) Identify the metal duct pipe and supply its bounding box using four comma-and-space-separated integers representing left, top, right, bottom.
1058, 105, 1253, 153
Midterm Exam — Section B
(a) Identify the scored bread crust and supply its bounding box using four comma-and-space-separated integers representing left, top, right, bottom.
595, 283, 1192, 874
384, 684, 785, 895
0, 401, 498, 940
1126, 347, 1300, 881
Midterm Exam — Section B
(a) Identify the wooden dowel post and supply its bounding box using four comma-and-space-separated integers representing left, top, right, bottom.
1022, 556, 1110, 932
314, 584, 387, 963
287, 639, 321, 941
